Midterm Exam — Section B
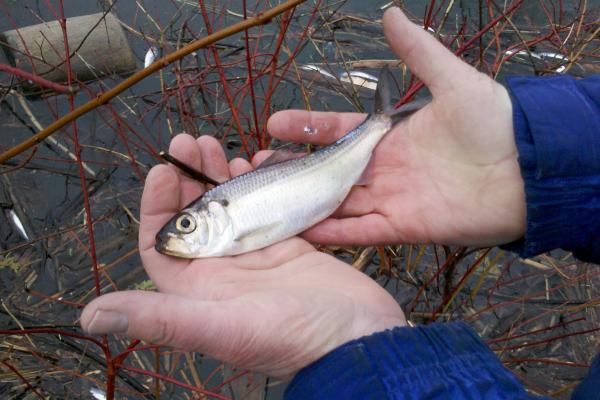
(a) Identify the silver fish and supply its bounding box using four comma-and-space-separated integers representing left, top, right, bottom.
340, 71, 379, 83
144, 47, 159, 68
339, 71, 379, 91
155, 68, 425, 258
8, 209, 29, 240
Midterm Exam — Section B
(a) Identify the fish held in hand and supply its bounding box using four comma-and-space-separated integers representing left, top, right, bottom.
155, 68, 424, 258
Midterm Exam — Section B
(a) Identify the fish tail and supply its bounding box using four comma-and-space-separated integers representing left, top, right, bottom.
374, 66, 394, 116
373, 66, 431, 125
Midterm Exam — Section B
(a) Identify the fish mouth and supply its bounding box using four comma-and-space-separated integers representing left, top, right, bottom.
154, 240, 190, 258
154, 230, 196, 258
154, 230, 178, 256
155, 244, 183, 257
154, 240, 168, 255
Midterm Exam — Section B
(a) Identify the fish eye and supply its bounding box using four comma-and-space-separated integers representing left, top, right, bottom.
175, 213, 196, 233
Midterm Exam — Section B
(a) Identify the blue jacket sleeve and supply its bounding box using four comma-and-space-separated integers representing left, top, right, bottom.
285, 322, 539, 399
572, 353, 600, 400
504, 74, 600, 263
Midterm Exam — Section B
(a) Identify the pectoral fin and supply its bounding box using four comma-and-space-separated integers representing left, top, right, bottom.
207, 201, 230, 234
234, 222, 279, 243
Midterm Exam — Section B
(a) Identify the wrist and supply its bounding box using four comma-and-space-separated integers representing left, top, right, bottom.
350, 312, 408, 346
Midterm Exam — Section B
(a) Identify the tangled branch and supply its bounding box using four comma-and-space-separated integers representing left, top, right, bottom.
0, 0, 306, 164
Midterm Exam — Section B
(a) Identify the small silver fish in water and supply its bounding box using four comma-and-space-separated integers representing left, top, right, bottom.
144, 47, 159, 68
155, 68, 426, 258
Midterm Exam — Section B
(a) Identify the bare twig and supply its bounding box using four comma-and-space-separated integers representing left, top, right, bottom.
11, 90, 97, 177
0, 63, 73, 93
0, 0, 306, 163
159, 151, 221, 186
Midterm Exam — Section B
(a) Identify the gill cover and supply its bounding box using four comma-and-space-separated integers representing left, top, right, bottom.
155, 200, 234, 258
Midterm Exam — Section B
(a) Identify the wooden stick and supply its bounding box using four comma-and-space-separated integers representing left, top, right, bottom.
159, 151, 221, 186
0, 0, 306, 163
12, 90, 96, 177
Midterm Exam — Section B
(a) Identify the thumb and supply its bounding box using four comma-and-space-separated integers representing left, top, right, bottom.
383, 7, 476, 95
81, 291, 246, 354
139, 165, 181, 253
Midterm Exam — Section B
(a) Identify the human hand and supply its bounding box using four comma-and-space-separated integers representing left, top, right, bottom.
80, 134, 406, 378
267, 7, 526, 248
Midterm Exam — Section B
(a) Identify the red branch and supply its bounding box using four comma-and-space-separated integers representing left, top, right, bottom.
1, 360, 45, 399
399, 0, 525, 105
503, 358, 590, 368
491, 327, 600, 351
116, 363, 231, 400
487, 317, 586, 345
0, 328, 106, 352
0, 63, 72, 93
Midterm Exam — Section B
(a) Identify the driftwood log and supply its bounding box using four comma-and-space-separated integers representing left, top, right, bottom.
0, 12, 136, 94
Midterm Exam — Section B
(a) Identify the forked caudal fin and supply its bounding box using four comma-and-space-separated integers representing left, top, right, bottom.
373, 66, 431, 125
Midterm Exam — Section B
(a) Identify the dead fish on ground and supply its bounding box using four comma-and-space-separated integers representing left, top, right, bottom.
300, 64, 380, 91
339, 70, 379, 91
7, 209, 29, 240
504, 49, 569, 73
299, 64, 336, 79
144, 46, 159, 68
155, 68, 427, 258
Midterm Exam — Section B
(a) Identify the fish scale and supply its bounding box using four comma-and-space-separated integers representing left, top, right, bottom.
202, 121, 370, 204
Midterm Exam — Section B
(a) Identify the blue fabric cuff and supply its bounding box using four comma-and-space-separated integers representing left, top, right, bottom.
504, 75, 600, 262
572, 352, 600, 400
285, 322, 537, 399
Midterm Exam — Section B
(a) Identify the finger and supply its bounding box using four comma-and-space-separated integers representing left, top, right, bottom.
232, 238, 314, 270
330, 186, 375, 218
383, 7, 476, 95
168, 134, 205, 206
169, 133, 203, 172
301, 214, 398, 246
229, 157, 253, 177
251, 150, 274, 168
81, 291, 252, 361
197, 135, 230, 183
267, 110, 366, 145
139, 165, 190, 284
140, 165, 181, 252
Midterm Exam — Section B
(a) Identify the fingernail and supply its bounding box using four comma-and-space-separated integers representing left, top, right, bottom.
86, 310, 129, 334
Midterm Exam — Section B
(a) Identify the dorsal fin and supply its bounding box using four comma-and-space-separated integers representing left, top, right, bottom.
257, 150, 304, 169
